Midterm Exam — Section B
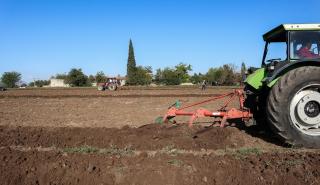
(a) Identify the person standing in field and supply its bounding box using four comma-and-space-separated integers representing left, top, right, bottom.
201, 80, 207, 90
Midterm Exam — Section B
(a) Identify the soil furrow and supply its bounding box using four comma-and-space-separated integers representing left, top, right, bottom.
0, 124, 276, 151
0, 147, 319, 185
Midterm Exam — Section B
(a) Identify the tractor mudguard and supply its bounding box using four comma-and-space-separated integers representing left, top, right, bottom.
244, 68, 266, 90
265, 60, 320, 88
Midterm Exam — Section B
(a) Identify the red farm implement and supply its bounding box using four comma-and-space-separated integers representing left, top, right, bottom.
156, 89, 254, 127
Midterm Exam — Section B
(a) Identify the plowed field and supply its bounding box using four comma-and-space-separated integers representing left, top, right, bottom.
0, 88, 319, 185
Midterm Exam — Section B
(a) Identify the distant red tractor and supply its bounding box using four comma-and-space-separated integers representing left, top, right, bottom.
97, 78, 119, 91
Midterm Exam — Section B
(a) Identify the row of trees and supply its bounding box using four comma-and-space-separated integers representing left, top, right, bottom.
153, 63, 245, 86
1, 63, 246, 88
126, 40, 246, 86
53, 69, 111, 87
0, 69, 112, 88
190, 63, 246, 86
29, 80, 50, 87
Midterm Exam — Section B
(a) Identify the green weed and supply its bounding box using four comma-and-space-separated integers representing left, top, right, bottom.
233, 147, 262, 159
100, 145, 134, 156
167, 159, 183, 167
161, 145, 179, 156
63, 145, 99, 154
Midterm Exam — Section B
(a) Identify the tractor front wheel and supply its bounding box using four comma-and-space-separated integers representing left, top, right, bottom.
267, 66, 320, 148
107, 84, 118, 91
97, 86, 105, 91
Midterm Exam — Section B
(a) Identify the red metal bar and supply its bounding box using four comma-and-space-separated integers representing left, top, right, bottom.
178, 92, 234, 111
220, 93, 236, 110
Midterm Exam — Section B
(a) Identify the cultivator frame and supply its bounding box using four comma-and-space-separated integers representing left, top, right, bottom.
161, 89, 253, 127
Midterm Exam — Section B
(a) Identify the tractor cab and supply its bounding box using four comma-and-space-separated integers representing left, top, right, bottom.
246, 24, 320, 90
262, 24, 320, 76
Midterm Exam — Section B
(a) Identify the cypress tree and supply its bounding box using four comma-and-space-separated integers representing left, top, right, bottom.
127, 39, 137, 85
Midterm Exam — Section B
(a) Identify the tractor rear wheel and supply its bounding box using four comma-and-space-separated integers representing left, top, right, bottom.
266, 66, 320, 148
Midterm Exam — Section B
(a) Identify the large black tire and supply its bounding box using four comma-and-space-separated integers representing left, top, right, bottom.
266, 66, 320, 148
107, 84, 117, 91
244, 85, 268, 127
97, 86, 105, 91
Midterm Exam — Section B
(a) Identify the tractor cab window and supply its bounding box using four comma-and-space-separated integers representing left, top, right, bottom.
290, 31, 320, 60
265, 42, 287, 63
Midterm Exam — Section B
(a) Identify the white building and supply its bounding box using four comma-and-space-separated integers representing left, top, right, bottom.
117, 77, 126, 86
50, 79, 70, 87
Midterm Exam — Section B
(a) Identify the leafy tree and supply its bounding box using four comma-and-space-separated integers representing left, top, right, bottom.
95, 71, 107, 83
33, 80, 50, 87
190, 73, 205, 84
154, 63, 192, 85
54, 73, 67, 80
162, 68, 180, 85
126, 39, 137, 85
206, 68, 223, 85
1, 71, 21, 88
65, 68, 90, 87
88, 75, 96, 83
155, 67, 180, 85
222, 64, 237, 85
134, 66, 152, 85
205, 64, 238, 86
154, 68, 162, 84
174, 63, 192, 83
28, 82, 35, 87
190, 73, 200, 84
145, 66, 153, 73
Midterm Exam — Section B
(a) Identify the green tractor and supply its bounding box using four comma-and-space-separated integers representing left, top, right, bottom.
245, 24, 320, 148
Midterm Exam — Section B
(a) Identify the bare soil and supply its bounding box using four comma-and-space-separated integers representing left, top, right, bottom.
0, 87, 231, 98
0, 88, 237, 128
0, 124, 274, 151
0, 88, 319, 185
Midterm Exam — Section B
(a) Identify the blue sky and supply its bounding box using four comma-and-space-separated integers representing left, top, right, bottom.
1, 0, 320, 82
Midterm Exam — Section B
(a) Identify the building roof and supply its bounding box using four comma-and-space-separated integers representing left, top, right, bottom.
263, 24, 320, 42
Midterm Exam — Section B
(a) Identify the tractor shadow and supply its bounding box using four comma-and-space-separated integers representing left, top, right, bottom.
194, 119, 289, 148
235, 123, 287, 147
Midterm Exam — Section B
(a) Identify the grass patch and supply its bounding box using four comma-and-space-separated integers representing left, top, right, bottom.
281, 159, 303, 167
236, 147, 262, 155
63, 145, 99, 154
167, 159, 183, 167
161, 145, 179, 156
99, 145, 134, 156
233, 147, 262, 158
62, 145, 134, 156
